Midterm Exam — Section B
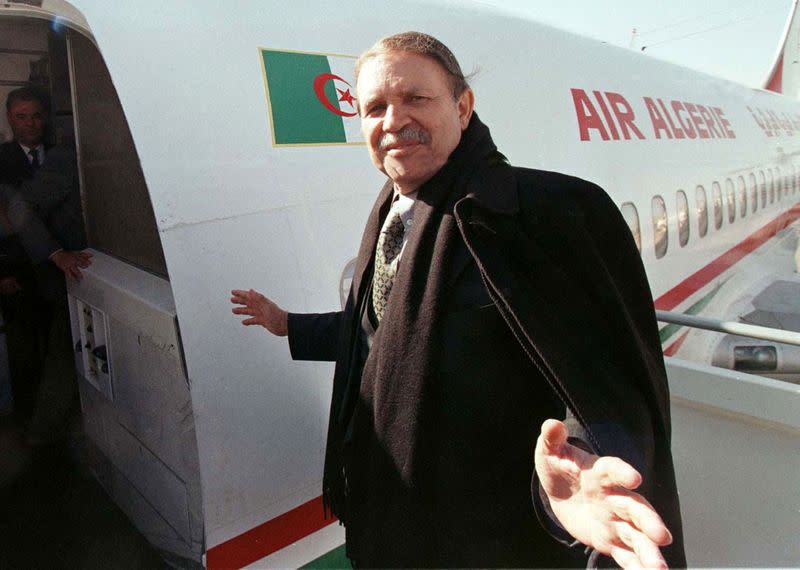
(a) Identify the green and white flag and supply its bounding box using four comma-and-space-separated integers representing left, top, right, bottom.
261, 49, 363, 146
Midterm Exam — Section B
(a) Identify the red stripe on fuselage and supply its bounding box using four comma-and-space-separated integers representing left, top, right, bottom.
655, 204, 800, 311
206, 496, 335, 569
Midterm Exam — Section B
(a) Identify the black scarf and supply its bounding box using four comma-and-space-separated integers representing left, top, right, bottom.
322, 115, 503, 526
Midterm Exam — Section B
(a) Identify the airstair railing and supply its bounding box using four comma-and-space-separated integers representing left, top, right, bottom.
655, 310, 800, 348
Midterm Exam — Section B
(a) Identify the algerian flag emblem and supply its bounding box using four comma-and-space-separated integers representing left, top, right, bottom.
260, 48, 363, 146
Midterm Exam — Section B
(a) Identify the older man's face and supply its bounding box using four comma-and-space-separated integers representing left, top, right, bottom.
357, 50, 474, 194
7, 99, 45, 147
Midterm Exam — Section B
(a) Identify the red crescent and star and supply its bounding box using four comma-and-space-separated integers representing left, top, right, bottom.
313, 73, 358, 117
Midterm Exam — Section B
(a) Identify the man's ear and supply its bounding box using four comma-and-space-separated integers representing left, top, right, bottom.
457, 88, 475, 129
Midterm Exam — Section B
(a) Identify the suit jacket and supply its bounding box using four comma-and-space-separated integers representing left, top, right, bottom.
0, 140, 38, 278
0, 140, 34, 186
16, 145, 85, 252
0, 141, 84, 249
287, 119, 685, 568
0, 141, 85, 299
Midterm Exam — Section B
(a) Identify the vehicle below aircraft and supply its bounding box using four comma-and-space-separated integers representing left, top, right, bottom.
0, 0, 797, 567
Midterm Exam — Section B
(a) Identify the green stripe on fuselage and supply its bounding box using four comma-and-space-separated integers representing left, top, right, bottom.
658, 279, 728, 344
301, 544, 350, 569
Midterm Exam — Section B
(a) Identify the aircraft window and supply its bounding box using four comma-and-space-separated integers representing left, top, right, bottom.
784, 168, 789, 197
776, 166, 783, 200
758, 170, 767, 208
695, 186, 708, 238
620, 202, 641, 252
652, 196, 668, 259
725, 178, 736, 223
736, 176, 747, 218
676, 190, 690, 247
711, 181, 723, 229
748, 173, 757, 213
768, 168, 775, 203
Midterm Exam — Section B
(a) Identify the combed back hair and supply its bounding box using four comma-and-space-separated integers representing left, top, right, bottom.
355, 31, 470, 99
6, 85, 49, 113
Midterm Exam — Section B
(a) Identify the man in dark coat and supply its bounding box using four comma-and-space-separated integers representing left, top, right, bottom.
0, 86, 89, 275
0, 86, 90, 437
232, 32, 684, 568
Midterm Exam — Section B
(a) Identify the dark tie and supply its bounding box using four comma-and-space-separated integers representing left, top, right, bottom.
372, 202, 405, 322
28, 148, 39, 170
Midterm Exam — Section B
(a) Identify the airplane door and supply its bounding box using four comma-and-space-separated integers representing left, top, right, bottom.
65, 30, 204, 563
0, 11, 203, 564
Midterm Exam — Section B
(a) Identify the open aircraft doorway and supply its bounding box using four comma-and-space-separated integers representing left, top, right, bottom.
0, 3, 202, 565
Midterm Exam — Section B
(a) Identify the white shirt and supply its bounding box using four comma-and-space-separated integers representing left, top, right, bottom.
18, 142, 44, 166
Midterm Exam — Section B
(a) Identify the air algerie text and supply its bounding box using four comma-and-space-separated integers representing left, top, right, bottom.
570, 88, 736, 142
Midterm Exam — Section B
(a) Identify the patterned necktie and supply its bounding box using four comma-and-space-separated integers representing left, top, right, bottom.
28, 148, 39, 170
372, 201, 406, 322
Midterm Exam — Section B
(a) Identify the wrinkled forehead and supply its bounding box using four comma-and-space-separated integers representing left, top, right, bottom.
356, 51, 452, 96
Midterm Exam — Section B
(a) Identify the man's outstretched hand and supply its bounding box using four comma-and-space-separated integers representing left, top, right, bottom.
51, 249, 92, 281
534, 419, 672, 569
230, 289, 288, 336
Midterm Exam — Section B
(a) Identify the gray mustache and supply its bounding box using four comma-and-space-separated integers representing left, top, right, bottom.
379, 126, 430, 150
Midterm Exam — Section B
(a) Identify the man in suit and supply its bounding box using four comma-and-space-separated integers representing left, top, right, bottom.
232, 33, 684, 568
1, 87, 90, 282
0, 86, 90, 439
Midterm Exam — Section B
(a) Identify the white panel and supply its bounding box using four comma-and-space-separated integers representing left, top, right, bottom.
668, 358, 800, 566
667, 356, 800, 428
102, 315, 193, 478
69, 250, 202, 559
67, 251, 180, 358
105, 419, 191, 542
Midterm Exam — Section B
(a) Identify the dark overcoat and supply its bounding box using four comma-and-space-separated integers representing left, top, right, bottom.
288, 117, 685, 568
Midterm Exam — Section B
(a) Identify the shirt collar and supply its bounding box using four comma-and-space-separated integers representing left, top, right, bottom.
18, 142, 44, 158
391, 186, 417, 228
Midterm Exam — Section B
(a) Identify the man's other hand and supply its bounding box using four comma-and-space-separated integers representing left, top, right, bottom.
534, 419, 672, 570
230, 289, 288, 336
51, 249, 93, 281
0, 277, 22, 295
